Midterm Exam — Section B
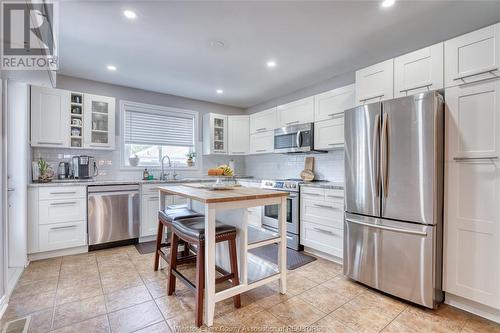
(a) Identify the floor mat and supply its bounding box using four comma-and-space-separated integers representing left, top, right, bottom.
249, 244, 316, 270
135, 241, 156, 255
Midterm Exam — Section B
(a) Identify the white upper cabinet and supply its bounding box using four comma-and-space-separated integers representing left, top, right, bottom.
250, 107, 277, 134
445, 23, 500, 88
277, 96, 314, 127
394, 43, 444, 98
314, 84, 355, 122
249, 131, 274, 154
355, 59, 394, 106
444, 80, 500, 309
203, 113, 228, 155
30, 86, 70, 148
228, 115, 250, 155
83, 94, 116, 150
314, 117, 344, 150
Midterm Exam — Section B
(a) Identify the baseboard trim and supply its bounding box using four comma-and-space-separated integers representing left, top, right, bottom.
139, 235, 156, 243
28, 246, 88, 261
445, 293, 500, 324
303, 246, 343, 265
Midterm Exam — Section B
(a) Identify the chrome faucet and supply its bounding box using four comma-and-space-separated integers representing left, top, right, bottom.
160, 154, 171, 181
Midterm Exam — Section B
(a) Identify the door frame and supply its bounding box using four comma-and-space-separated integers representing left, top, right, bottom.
0, 78, 7, 317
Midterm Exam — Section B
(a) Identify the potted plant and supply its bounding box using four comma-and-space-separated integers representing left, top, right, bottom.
37, 159, 54, 183
186, 152, 196, 167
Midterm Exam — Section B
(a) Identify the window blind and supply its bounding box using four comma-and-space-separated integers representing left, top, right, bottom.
124, 106, 195, 147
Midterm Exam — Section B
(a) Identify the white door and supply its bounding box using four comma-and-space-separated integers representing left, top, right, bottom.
314, 117, 344, 150
277, 96, 314, 127
5, 81, 29, 291
249, 131, 274, 154
444, 80, 500, 309
445, 23, 500, 88
355, 59, 394, 105
83, 94, 116, 150
314, 84, 355, 122
30, 86, 70, 147
250, 108, 277, 134
228, 115, 249, 155
394, 43, 444, 98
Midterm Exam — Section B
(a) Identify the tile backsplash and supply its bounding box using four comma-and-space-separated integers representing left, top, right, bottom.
244, 149, 344, 182
31, 143, 245, 181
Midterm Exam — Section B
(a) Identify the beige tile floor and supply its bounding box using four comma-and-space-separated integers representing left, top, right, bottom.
1, 245, 499, 333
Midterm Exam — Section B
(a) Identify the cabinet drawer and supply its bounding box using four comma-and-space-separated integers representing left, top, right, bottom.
39, 198, 87, 225
39, 186, 86, 200
301, 198, 343, 229
301, 221, 343, 258
300, 186, 324, 197
39, 221, 87, 252
324, 188, 344, 202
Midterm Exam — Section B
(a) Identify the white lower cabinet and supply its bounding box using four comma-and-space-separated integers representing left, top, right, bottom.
300, 186, 344, 258
314, 117, 344, 150
444, 79, 500, 309
249, 131, 274, 154
140, 184, 188, 238
28, 185, 87, 254
39, 221, 87, 252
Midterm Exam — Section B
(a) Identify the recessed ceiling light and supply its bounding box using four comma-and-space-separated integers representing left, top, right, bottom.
381, 0, 395, 8
123, 10, 137, 19
267, 60, 277, 68
216, 89, 223, 94
106, 65, 117, 71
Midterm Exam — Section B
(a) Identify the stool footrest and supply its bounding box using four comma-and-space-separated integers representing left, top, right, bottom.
172, 268, 196, 292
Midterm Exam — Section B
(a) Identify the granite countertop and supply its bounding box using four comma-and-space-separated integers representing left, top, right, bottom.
28, 176, 254, 187
300, 181, 344, 189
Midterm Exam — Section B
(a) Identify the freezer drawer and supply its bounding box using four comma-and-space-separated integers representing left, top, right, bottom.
343, 213, 443, 308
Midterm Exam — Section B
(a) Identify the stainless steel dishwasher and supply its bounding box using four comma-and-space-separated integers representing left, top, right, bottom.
88, 184, 140, 248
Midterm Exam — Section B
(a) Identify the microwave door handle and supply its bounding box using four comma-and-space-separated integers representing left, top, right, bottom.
94, 161, 99, 177
296, 130, 302, 148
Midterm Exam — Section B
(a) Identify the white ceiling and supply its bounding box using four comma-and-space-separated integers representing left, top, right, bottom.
59, 1, 500, 108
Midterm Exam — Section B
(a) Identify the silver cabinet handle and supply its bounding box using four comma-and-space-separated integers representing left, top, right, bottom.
49, 191, 77, 195
327, 194, 344, 198
231, 152, 245, 154
256, 149, 267, 152
345, 218, 427, 236
256, 128, 267, 132
7, 188, 14, 192
313, 203, 337, 209
400, 82, 432, 94
359, 93, 384, 103
313, 227, 337, 236
37, 141, 63, 145
453, 156, 498, 162
286, 121, 299, 125
50, 201, 77, 206
328, 143, 342, 146
302, 192, 322, 196
327, 113, 344, 119
50, 225, 78, 230
453, 66, 498, 81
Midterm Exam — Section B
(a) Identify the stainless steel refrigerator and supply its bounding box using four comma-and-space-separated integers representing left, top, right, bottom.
343, 91, 444, 308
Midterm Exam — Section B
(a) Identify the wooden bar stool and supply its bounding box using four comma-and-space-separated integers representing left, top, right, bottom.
154, 207, 204, 271
168, 216, 241, 327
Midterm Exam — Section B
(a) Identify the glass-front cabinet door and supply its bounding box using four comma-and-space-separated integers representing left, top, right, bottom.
83, 94, 116, 150
212, 115, 226, 153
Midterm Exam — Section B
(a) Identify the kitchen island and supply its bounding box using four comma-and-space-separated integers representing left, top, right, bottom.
158, 184, 289, 326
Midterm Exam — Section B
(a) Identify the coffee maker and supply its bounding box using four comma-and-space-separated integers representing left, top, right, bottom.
71, 156, 98, 179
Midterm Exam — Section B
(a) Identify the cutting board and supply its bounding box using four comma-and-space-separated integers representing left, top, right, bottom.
300, 157, 315, 182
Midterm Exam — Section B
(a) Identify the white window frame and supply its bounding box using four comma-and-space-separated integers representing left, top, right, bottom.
120, 100, 200, 171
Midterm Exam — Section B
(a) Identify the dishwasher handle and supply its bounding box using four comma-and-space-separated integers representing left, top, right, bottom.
87, 184, 139, 193
89, 190, 138, 197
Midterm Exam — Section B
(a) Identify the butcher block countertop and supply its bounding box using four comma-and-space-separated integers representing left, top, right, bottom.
158, 183, 288, 203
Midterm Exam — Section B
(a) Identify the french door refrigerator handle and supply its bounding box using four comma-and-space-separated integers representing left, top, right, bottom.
345, 218, 427, 237
381, 112, 389, 198
373, 113, 381, 198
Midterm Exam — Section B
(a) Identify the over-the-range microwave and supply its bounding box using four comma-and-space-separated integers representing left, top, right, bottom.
274, 122, 322, 153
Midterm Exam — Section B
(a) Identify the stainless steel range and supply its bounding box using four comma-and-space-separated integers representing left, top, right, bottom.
261, 179, 301, 250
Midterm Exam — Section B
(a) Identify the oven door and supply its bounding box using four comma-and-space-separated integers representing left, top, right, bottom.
262, 192, 299, 234
274, 124, 313, 153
